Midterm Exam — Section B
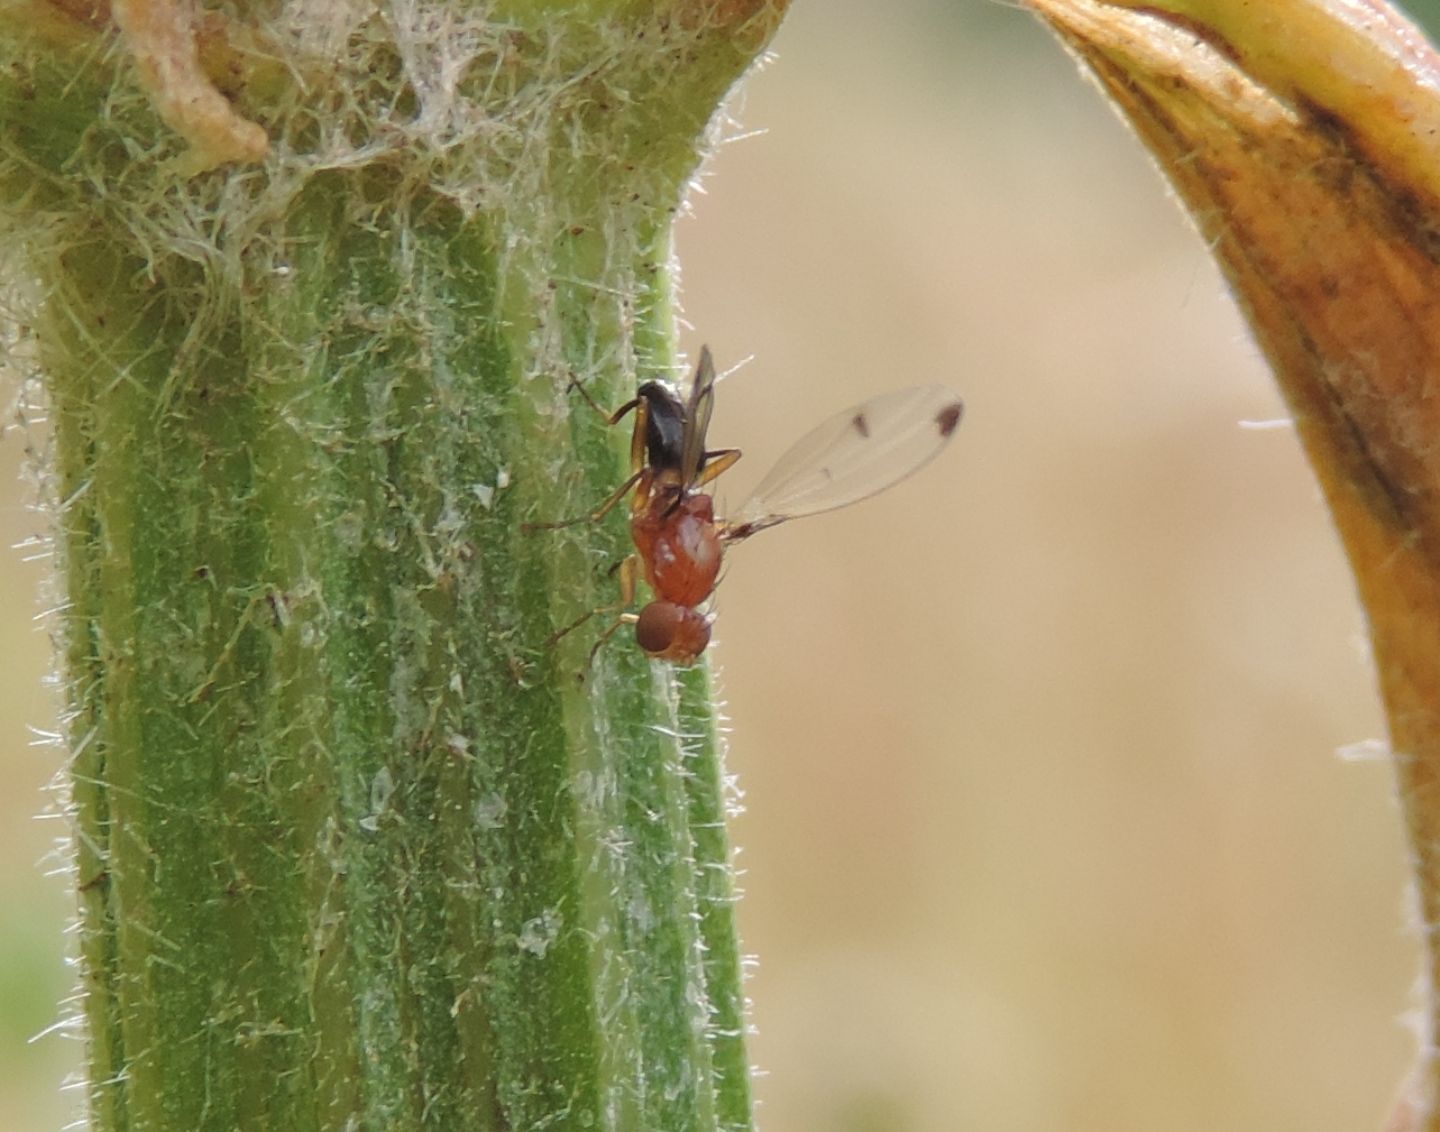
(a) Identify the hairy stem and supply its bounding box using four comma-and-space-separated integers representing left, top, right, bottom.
2, 2, 787, 1128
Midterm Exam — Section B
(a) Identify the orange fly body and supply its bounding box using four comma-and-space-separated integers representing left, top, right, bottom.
539, 346, 964, 666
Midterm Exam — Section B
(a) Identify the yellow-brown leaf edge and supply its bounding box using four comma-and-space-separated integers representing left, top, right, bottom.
1029, 1, 1440, 1126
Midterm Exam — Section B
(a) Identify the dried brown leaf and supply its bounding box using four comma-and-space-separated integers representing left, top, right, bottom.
1030, 1, 1440, 1124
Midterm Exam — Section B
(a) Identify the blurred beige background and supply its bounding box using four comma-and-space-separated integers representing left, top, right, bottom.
0, 3, 1417, 1130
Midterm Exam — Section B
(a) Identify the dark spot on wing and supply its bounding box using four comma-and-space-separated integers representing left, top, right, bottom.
851, 412, 870, 438
936, 401, 964, 439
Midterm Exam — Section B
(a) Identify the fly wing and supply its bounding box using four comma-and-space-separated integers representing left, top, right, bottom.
680, 346, 718, 486
725, 385, 963, 542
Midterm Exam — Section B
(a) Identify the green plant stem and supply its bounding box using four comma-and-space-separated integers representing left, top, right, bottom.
3, 3, 786, 1128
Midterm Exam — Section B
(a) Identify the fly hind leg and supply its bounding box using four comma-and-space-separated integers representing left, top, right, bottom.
544, 555, 641, 675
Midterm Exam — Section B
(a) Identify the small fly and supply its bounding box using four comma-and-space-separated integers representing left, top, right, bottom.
537, 346, 963, 665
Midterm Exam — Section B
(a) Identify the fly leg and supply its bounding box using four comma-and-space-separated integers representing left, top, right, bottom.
522, 468, 644, 532
523, 386, 652, 531
584, 555, 642, 666
695, 448, 741, 487
658, 447, 741, 519
544, 556, 642, 678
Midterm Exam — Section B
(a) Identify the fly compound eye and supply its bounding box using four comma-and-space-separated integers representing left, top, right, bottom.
635, 602, 681, 656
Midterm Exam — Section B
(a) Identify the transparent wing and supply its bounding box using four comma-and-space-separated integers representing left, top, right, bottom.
680, 346, 718, 486
725, 385, 963, 542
